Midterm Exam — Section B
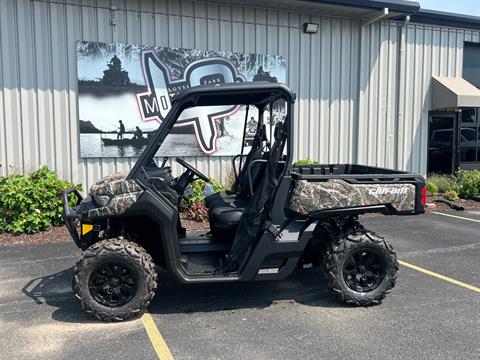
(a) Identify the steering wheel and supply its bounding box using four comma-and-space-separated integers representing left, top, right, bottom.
175, 157, 210, 182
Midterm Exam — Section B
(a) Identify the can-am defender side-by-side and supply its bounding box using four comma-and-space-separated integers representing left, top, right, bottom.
63, 82, 426, 321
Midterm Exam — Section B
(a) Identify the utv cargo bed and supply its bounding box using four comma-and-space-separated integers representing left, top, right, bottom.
288, 164, 426, 217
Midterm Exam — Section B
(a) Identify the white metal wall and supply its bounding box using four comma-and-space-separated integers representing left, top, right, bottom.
1, 0, 479, 191
358, 21, 480, 175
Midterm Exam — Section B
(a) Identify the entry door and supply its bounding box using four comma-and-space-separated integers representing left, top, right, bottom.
428, 112, 458, 174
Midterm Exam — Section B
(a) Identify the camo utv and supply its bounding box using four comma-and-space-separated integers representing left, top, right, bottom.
63, 82, 426, 321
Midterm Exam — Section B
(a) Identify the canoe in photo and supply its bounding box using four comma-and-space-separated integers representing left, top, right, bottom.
101, 137, 150, 147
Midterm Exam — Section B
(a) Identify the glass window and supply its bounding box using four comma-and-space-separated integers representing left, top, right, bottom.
461, 108, 476, 123
460, 145, 476, 162
428, 115, 455, 174
460, 127, 477, 142
458, 109, 480, 163
461, 42, 480, 164
434, 130, 453, 142
464, 42, 480, 89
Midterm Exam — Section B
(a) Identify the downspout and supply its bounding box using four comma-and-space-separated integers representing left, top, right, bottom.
395, 15, 410, 170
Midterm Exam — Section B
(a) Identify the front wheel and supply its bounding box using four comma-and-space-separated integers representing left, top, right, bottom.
320, 228, 398, 306
73, 238, 158, 321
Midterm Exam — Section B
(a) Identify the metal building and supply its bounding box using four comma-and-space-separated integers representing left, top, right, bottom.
1, 0, 480, 190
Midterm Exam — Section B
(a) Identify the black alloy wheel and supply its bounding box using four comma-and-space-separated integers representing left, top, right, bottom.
89, 261, 138, 307
342, 248, 386, 293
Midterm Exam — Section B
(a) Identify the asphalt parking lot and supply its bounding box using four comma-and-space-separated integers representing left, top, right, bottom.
0, 212, 478, 360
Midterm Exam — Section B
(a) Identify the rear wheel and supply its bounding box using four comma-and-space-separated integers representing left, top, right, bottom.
320, 227, 398, 306
73, 238, 157, 321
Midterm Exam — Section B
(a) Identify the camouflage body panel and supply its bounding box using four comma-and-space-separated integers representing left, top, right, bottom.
288, 179, 416, 215
87, 173, 144, 218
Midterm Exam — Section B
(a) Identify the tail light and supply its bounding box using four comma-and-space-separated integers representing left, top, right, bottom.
420, 186, 427, 206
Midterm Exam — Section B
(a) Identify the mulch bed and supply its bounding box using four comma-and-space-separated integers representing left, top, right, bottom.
180, 216, 210, 232
2, 197, 479, 246
425, 195, 480, 212
0, 213, 210, 247
0, 226, 71, 247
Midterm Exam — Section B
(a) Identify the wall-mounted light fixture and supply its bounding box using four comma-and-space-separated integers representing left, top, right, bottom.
110, 6, 118, 28
303, 23, 319, 34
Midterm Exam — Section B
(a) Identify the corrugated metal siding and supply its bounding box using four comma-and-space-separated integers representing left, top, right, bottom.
1, 0, 479, 192
358, 21, 479, 174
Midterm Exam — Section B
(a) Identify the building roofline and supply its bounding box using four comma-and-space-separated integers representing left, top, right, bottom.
302, 0, 420, 13
303, 1, 480, 30
408, 9, 480, 31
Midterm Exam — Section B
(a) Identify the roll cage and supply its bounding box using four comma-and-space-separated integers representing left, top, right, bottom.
127, 82, 296, 183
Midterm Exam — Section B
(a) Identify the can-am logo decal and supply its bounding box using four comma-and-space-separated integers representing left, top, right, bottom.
137, 50, 244, 154
368, 187, 409, 195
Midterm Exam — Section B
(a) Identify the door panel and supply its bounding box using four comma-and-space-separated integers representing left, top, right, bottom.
428, 113, 457, 174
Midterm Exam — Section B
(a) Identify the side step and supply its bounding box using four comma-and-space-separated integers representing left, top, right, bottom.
179, 236, 231, 253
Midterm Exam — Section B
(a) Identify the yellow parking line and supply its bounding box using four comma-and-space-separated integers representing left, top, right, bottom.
432, 211, 480, 223
399, 260, 480, 293
141, 312, 175, 360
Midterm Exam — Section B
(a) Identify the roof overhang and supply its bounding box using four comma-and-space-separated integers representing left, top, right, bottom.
409, 10, 480, 31
301, 0, 420, 13
217, 1, 480, 30
214, 0, 419, 20
431, 76, 480, 110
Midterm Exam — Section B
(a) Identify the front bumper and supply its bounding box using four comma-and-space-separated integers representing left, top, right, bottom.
62, 189, 83, 248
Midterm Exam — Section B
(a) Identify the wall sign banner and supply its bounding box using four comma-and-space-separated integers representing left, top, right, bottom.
77, 41, 287, 158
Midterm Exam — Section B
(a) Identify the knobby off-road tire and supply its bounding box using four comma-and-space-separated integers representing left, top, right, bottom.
320, 227, 399, 306
73, 238, 158, 321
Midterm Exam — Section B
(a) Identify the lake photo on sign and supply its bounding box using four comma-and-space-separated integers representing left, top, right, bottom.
76, 41, 286, 158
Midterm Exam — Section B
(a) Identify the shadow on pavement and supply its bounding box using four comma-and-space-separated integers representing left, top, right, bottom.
21, 267, 94, 324
149, 267, 342, 315
21, 267, 342, 323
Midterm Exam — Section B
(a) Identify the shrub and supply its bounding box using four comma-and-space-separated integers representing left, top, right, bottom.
427, 174, 458, 193
295, 159, 318, 165
0, 166, 81, 234
426, 181, 438, 195
443, 190, 459, 201
457, 169, 480, 198
224, 170, 236, 192
179, 179, 226, 223
180, 179, 225, 209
